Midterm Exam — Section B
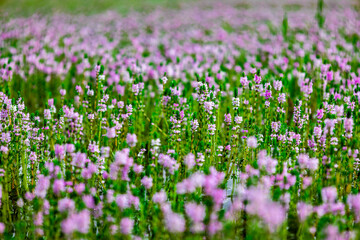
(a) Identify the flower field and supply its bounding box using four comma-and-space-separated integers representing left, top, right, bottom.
0, 0, 360, 239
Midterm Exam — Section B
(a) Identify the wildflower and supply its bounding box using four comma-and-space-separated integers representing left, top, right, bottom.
232, 98, 240, 109
60, 89, 66, 96
247, 136, 258, 148
165, 212, 185, 233
234, 116, 243, 124
0, 222, 5, 234
161, 76, 168, 85
126, 133, 137, 147
344, 118, 354, 133
273, 80, 282, 91
58, 198, 75, 212
271, 121, 281, 132
184, 153, 196, 170
133, 164, 143, 174
185, 202, 206, 222
153, 190, 167, 204
116, 194, 129, 210
297, 202, 312, 222
61, 210, 90, 235
317, 109, 324, 119
278, 93, 286, 103
321, 187, 337, 203
99, 75, 105, 81
104, 127, 116, 138
53, 179, 65, 195
224, 113, 231, 125
208, 124, 216, 135
314, 126, 322, 138
34, 175, 50, 199
191, 119, 199, 132
141, 176, 153, 189
120, 218, 134, 235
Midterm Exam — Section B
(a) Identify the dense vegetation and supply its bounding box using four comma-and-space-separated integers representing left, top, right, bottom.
0, 0, 360, 239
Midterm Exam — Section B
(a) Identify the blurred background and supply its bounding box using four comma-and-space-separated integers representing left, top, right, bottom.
0, 0, 191, 16
0, 0, 359, 17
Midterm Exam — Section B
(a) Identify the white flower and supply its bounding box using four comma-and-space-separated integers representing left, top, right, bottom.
161, 76, 168, 84
99, 75, 105, 81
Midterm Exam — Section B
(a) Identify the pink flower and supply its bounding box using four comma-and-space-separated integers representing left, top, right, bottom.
0, 222, 5, 234
153, 190, 167, 204
60, 89, 66, 96
224, 113, 231, 125
298, 154, 309, 169
65, 144, 75, 153
48, 99, 54, 107
74, 183, 85, 194
116, 194, 129, 210
185, 202, 206, 222
344, 118, 354, 133
165, 212, 185, 233
61, 210, 90, 235
82, 195, 95, 209
53, 179, 65, 195
297, 202, 313, 221
141, 176, 153, 189
133, 164, 143, 174
105, 127, 116, 138
126, 133, 137, 147
34, 175, 50, 199
313, 126, 322, 138
247, 136, 258, 148
321, 187, 337, 203
58, 198, 75, 212
316, 109, 324, 119
184, 153, 195, 170
120, 218, 134, 235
